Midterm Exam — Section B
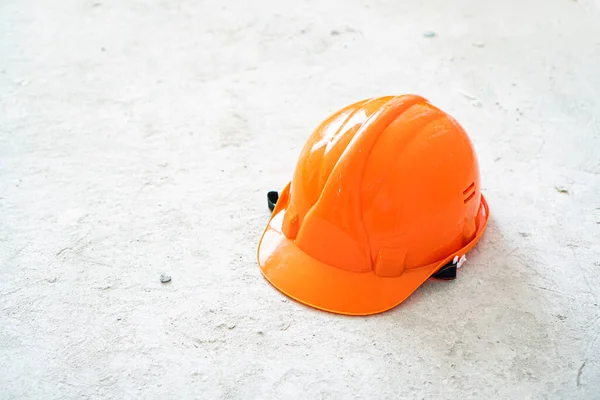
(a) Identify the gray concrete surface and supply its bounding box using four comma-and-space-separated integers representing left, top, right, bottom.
1, 0, 600, 398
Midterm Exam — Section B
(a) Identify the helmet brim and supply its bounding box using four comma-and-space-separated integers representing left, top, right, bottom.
257, 183, 489, 316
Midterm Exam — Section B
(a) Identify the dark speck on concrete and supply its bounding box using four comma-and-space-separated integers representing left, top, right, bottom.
555, 186, 569, 194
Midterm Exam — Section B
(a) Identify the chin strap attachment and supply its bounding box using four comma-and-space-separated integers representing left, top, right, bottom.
432, 262, 457, 280
432, 255, 467, 280
267, 191, 279, 212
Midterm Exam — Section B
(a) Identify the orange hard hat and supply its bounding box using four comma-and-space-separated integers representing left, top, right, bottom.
258, 95, 489, 315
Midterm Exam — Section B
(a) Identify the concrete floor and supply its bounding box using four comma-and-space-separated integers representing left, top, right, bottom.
1, 0, 599, 398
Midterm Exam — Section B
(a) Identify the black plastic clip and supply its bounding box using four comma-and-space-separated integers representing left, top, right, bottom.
432, 261, 457, 280
267, 191, 279, 212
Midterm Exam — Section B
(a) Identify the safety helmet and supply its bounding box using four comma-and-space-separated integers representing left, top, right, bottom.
258, 95, 489, 315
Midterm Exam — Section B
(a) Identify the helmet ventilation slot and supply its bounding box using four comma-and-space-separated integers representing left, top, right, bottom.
463, 182, 476, 204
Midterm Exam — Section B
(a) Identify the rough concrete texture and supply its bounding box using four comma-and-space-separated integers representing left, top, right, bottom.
1, 0, 599, 398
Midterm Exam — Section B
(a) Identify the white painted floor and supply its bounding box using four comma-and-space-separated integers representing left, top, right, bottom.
1, 0, 599, 398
